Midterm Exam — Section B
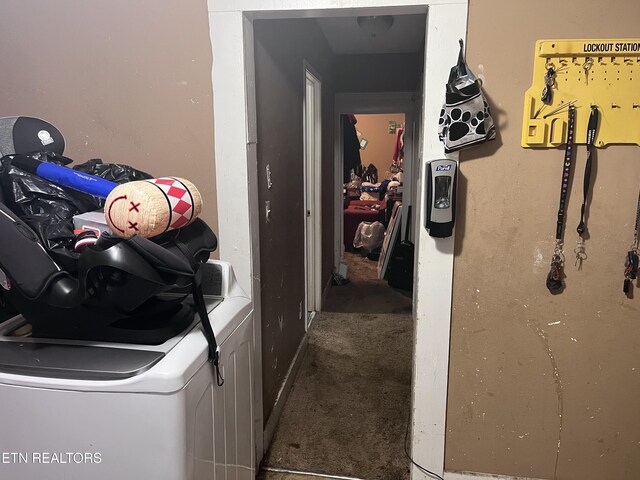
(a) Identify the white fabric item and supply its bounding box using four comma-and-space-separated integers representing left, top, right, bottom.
353, 221, 385, 251
359, 192, 378, 201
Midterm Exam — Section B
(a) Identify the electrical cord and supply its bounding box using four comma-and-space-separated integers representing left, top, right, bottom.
404, 413, 445, 480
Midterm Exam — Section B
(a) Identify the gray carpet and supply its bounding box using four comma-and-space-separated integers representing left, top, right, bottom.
262, 311, 412, 480
322, 252, 412, 314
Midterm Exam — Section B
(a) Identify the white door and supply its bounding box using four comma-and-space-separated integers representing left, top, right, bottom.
304, 66, 322, 327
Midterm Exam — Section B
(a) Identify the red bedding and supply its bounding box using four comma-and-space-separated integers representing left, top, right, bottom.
343, 200, 385, 249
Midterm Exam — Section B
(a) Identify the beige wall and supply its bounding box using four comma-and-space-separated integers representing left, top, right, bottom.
0, 0, 217, 232
354, 113, 405, 180
6, 2, 640, 477
447, 1, 640, 479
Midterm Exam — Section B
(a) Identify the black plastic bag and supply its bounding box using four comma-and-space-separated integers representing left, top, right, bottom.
0, 152, 151, 272
73, 158, 152, 183
0, 152, 102, 271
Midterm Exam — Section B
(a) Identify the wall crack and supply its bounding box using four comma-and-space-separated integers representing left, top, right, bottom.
528, 320, 563, 480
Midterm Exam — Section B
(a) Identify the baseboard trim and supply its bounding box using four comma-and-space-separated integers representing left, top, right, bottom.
263, 332, 310, 453
444, 471, 546, 480
263, 466, 365, 480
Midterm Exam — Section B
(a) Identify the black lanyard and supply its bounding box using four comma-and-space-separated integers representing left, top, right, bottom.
574, 107, 599, 267
556, 105, 576, 241
633, 190, 640, 248
547, 105, 576, 294
623, 189, 640, 295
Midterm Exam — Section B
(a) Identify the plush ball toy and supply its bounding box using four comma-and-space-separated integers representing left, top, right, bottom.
105, 177, 202, 238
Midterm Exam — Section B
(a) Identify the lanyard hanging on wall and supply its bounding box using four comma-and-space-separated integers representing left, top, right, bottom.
547, 105, 576, 294
574, 106, 599, 269
623, 189, 640, 296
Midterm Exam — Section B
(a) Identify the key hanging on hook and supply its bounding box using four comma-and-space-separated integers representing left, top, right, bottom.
541, 62, 556, 104
574, 238, 587, 270
623, 188, 640, 296
582, 57, 593, 86
547, 246, 565, 294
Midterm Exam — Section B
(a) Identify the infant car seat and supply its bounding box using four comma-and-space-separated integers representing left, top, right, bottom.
0, 117, 222, 382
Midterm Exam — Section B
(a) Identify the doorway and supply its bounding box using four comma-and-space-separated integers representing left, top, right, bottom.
253, 15, 423, 479
328, 111, 413, 313
208, 3, 468, 479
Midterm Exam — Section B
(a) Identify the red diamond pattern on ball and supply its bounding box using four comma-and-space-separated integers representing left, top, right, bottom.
146, 177, 194, 231
167, 186, 187, 198
154, 178, 174, 186
174, 199, 191, 215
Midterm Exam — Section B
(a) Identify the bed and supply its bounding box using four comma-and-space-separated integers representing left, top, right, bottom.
343, 199, 386, 250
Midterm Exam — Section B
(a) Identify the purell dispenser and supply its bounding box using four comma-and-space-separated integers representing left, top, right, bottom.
425, 159, 457, 238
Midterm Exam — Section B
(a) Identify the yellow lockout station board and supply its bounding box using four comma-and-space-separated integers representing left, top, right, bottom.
522, 39, 640, 148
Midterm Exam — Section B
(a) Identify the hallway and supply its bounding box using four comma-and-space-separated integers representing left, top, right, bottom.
261, 311, 412, 480
260, 253, 413, 480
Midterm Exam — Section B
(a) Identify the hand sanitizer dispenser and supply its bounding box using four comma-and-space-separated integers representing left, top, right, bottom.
425, 159, 457, 238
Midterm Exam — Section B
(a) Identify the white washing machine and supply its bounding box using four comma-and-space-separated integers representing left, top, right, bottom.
0, 260, 255, 480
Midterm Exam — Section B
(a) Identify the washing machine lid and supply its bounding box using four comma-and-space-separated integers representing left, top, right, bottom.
0, 341, 165, 380
0, 296, 224, 381
0, 261, 250, 392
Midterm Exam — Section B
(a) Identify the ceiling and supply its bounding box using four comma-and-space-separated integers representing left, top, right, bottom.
316, 14, 426, 55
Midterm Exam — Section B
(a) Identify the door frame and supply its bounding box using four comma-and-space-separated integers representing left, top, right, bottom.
303, 62, 323, 322
334, 92, 419, 274
208, 1, 468, 478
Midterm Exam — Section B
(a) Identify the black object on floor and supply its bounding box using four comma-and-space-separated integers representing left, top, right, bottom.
366, 247, 381, 261
387, 206, 414, 291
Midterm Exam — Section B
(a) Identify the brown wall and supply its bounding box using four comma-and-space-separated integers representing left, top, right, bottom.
254, 18, 336, 422
0, 0, 217, 231
447, 1, 640, 479
354, 113, 405, 179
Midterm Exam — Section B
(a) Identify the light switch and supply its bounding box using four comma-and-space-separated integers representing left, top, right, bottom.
265, 201, 272, 222
266, 165, 273, 190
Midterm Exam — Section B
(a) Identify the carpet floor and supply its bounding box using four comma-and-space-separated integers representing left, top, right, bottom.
261, 310, 412, 480
322, 251, 412, 314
